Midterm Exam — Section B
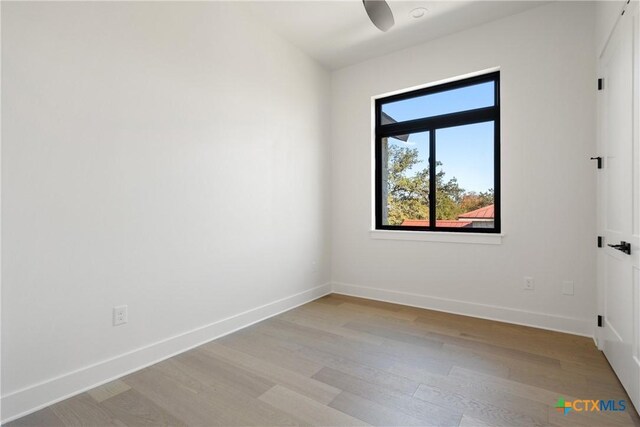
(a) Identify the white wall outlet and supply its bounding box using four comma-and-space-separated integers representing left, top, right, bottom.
523, 276, 535, 290
113, 305, 128, 326
562, 280, 574, 295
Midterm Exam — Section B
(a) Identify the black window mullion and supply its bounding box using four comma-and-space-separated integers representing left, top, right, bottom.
492, 72, 501, 233
429, 130, 436, 230
379, 107, 496, 138
375, 100, 382, 230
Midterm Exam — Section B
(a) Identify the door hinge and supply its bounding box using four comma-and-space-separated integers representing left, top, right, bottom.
597, 315, 603, 327
597, 236, 603, 248
598, 78, 604, 90
590, 156, 603, 169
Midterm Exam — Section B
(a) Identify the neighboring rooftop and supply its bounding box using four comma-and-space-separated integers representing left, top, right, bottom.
400, 204, 494, 227
458, 204, 494, 219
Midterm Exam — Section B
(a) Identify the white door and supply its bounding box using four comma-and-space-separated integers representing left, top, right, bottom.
597, 0, 640, 413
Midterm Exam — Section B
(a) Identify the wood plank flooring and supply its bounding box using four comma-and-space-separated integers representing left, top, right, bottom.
8, 294, 640, 426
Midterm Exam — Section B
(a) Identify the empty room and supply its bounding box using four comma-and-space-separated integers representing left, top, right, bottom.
1, 0, 639, 426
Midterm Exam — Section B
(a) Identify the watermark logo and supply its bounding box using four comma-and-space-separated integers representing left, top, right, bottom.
555, 398, 572, 415
555, 397, 626, 415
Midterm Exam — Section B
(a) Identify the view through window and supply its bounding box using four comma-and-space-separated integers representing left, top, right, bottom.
375, 72, 500, 233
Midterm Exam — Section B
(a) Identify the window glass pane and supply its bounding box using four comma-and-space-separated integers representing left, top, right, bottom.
434, 121, 494, 229
381, 81, 494, 124
381, 131, 430, 226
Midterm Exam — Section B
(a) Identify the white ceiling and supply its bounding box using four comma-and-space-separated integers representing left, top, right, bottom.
240, 1, 548, 70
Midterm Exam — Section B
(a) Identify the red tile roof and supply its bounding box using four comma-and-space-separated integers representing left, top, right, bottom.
458, 204, 494, 219
400, 219, 472, 227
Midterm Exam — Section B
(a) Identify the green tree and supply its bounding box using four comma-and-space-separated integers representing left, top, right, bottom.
386, 144, 430, 225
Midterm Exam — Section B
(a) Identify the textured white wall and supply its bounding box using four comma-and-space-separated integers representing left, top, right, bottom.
1, 1, 330, 417
331, 1, 597, 334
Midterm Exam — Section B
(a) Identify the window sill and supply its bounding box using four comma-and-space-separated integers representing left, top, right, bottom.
370, 229, 503, 245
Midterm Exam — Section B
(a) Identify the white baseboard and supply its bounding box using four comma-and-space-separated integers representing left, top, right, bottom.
332, 282, 593, 338
1, 283, 332, 424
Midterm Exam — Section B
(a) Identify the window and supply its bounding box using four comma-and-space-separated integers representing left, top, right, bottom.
375, 72, 500, 233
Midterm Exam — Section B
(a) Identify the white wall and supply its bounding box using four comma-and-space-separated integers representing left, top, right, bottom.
596, 0, 627, 56
1, 2, 330, 421
331, 1, 597, 335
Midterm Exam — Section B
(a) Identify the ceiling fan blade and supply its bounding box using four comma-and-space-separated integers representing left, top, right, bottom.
362, 0, 395, 32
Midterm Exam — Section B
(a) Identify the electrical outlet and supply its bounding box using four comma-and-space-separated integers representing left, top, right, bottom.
113, 305, 128, 326
562, 281, 574, 295
523, 277, 535, 290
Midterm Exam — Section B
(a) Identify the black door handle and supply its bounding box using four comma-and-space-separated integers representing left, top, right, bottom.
607, 241, 631, 255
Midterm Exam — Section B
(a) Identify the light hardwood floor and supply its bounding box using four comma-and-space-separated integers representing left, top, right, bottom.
8, 294, 640, 426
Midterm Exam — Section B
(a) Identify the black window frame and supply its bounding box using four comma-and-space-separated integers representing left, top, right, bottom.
375, 71, 501, 234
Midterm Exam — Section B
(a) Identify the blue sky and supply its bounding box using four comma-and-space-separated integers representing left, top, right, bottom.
384, 82, 494, 193
383, 81, 494, 121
